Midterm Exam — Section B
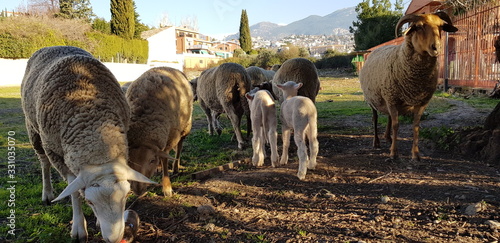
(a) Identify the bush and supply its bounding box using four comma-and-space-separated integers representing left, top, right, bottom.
0, 16, 147, 63
87, 32, 148, 63
315, 54, 355, 69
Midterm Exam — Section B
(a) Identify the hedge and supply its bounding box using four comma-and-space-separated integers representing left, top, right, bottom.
0, 18, 148, 63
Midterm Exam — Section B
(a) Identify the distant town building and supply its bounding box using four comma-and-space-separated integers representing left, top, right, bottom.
142, 26, 241, 70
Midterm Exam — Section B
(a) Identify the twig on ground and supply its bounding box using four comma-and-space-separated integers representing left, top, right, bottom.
367, 167, 393, 183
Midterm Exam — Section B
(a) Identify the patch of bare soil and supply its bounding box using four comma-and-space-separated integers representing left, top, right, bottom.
95, 97, 499, 243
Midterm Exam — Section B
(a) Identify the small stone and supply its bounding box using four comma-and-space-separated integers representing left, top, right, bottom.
485, 220, 500, 229
204, 223, 216, 231
464, 202, 483, 216
381, 196, 390, 204
197, 205, 216, 221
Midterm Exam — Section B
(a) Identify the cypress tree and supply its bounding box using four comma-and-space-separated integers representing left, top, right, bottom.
110, 0, 135, 39
239, 9, 252, 53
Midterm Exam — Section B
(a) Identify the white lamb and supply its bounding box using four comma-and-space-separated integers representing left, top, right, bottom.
276, 81, 319, 180
21, 46, 155, 243
245, 88, 279, 167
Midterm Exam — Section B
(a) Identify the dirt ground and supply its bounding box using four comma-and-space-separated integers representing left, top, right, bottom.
95, 89, 500, 243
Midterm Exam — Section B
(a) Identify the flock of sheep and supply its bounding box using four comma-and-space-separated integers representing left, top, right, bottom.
20, 11, 457, 243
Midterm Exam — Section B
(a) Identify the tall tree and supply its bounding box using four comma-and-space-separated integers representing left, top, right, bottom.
110, 0, 135, 39
239, 9, 252, 53
133, 1, 149, 38
350, 0, 403, 51
58, 0, 94, 21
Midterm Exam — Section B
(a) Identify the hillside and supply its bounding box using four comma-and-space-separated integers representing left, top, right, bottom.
225, 7, 356, 41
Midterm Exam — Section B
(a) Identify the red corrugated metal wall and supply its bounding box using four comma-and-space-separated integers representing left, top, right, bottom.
443, 2, 500, 89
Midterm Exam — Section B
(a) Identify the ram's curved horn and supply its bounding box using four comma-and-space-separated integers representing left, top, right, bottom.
395, 14, 421, 37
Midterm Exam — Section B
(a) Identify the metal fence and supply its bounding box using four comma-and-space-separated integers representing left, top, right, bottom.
444, 2, 500, 89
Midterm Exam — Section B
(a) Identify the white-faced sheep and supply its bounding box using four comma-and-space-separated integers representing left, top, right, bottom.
21, 46, 155, 243
272, 58, 320, 103
245, 89, 279, 167
276, 81, 319, 180
196, 62, 251, 149
359, 12, 458, 161
126, 66, 193, 197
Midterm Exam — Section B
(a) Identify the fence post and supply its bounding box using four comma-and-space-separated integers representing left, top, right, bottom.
444, 32, 449, 92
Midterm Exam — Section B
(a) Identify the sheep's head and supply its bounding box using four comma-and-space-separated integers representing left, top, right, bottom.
396, 11, 458, 57
253, 81, 278, 100
276, 81, 303, 100
128, 145, 172, 195
52, 161, 155, 243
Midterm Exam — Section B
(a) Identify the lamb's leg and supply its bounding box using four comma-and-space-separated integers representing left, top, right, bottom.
280, 127, 291, 166
161, 157, 173, 197
173, 136, 185, 174
371, 107, 380, 148
411, 106, 426, 161
295, 130, 309, 180
251, 126, 264, 166
66, 174, 88, 242
387, 107, 399, 160
307, 124, 319, 170
268, 128, 279, 168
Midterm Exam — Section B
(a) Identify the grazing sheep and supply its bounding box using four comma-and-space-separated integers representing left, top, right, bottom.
245, 89, 279, 167
126, 66, 193, 197
359, 12, 458, 161
21, 46, 155, 243
261, 69, 276, 81
276, 81, 319, 180
246, 66, 275, 87
196, 62, 251, 149
272, 58, 320, 103
246, 66, 268, 86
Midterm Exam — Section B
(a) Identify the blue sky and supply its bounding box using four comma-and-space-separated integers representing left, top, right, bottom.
2, 0, 410, 38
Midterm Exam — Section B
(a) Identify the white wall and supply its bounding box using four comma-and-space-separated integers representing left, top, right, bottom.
147, 27, 177, 63
0, 58, 183, 87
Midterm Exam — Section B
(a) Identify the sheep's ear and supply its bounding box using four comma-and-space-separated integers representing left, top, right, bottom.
276, 84, 283, 89
156, 150, 175, 160
442, 24, 458, 33
52, 176, 85, 202
295, 83, 303, 90
126, 166, 158, 184
245, 93, 254, 100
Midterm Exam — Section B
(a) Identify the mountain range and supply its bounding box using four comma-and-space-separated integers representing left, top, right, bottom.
225, 7, 357, 41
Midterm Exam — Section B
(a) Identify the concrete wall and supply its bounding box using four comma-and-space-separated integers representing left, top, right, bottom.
0, 58, 183, 86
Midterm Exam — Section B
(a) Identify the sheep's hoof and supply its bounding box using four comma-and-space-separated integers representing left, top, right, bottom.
161, 177, 173, 197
